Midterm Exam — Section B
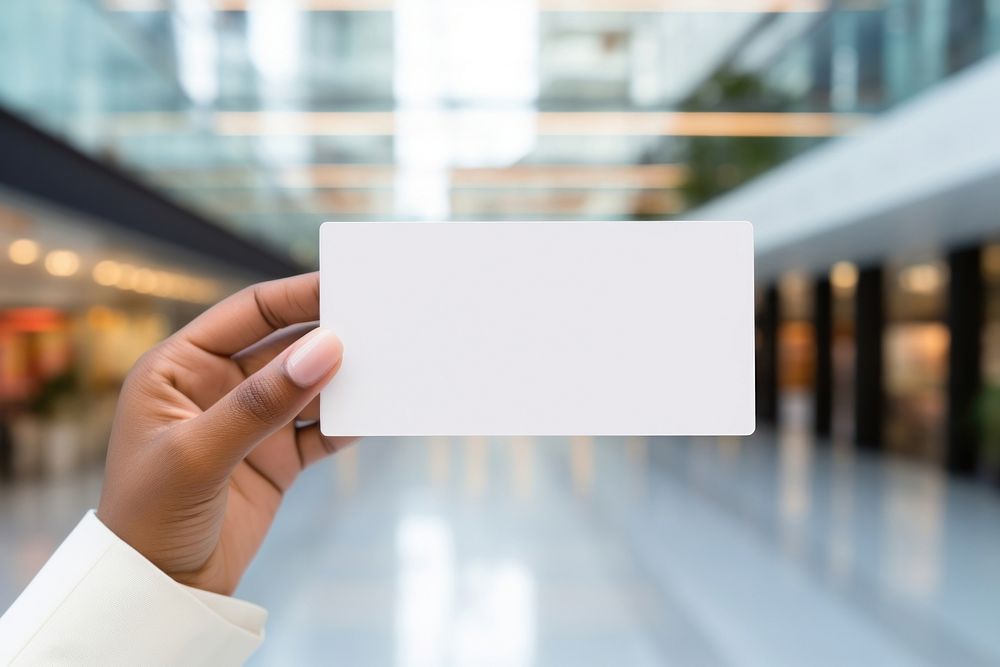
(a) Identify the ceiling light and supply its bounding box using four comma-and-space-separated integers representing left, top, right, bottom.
830, 261, 858, 291
93, 260, 124, 286
115, 263, 139, 290
106, 110, 869, 139
133, 268, 159, 294
44, 250, 80, 277
899, 263, 946, 295
8, 239, 39, 265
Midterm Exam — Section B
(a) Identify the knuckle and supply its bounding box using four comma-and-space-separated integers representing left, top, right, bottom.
250, 283, 284, 330
121, 347, 166, 393
129, 346, 160, 376
233, 374, 288, 424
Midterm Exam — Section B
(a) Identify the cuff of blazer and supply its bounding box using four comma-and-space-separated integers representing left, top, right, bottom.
0, 511, 266, 666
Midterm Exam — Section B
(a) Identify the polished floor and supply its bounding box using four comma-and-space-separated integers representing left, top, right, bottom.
2, 425, 1000, 666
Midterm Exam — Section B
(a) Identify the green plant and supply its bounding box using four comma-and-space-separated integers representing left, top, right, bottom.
678, 70, 802, 208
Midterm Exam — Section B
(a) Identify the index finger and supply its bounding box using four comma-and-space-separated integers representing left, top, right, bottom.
177, 272, 320, 357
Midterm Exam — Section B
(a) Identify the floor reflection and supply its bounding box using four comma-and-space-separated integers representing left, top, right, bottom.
396, 514, 455, 667
1, 429, 999, 666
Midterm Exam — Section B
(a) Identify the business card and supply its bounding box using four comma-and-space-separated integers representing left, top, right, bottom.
320, 221, 754, 436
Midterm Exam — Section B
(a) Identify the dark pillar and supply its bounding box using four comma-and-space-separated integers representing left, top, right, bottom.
946, 246, 983, 475
855, 266, 884, 448
0, 420, 11, 480
758, 284, 780, 425
814, 276, 833, 439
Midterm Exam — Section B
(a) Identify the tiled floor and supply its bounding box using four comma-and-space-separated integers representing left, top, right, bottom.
2, 428, 1000, 666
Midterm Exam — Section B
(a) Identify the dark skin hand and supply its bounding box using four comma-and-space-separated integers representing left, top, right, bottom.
97, 273, 353, 595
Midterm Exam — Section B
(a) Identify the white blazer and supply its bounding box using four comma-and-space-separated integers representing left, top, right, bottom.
0, 512, 266, 666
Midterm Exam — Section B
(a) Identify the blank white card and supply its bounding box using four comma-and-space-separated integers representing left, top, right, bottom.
320, 221, 755, 436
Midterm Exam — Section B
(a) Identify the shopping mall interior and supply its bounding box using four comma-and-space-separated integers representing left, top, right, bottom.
2, 1, 1000, 664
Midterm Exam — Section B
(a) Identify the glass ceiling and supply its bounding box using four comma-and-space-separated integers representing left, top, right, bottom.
1, 0, 997, 266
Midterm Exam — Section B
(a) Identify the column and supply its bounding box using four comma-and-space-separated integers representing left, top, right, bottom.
855, 266, 884, 448
946, 245, 984, 475
813, 276, 833, 439
758, 284, 780, 425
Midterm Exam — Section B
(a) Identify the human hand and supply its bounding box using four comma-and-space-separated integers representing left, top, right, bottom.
97, 273, 352, 595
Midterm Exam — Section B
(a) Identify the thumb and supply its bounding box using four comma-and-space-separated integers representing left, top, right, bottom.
188, 327, 343, 470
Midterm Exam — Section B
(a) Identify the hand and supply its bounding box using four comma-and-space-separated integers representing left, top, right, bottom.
97, 273, 352, 595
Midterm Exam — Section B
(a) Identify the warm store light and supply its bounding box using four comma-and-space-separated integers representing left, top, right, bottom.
984, 245, 1000, 279
44, 250, 80, 277
151, 272, 176, 298
115, 263, 138, 290
899, 263, 946, 295
133, 268, 159, 294
93, 260, 124, 286
830, 261, 858, 291
89, 257, 218, 304
8, 239, 39, 265
87, 305, 125, 329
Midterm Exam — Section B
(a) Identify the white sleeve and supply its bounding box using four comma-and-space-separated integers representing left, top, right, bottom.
0, 511, 266, 666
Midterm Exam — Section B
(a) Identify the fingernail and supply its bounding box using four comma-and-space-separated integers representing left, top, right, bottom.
285, 328, 343, 388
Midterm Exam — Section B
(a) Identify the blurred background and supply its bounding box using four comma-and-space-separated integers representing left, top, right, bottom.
2, 0, 1000, 664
